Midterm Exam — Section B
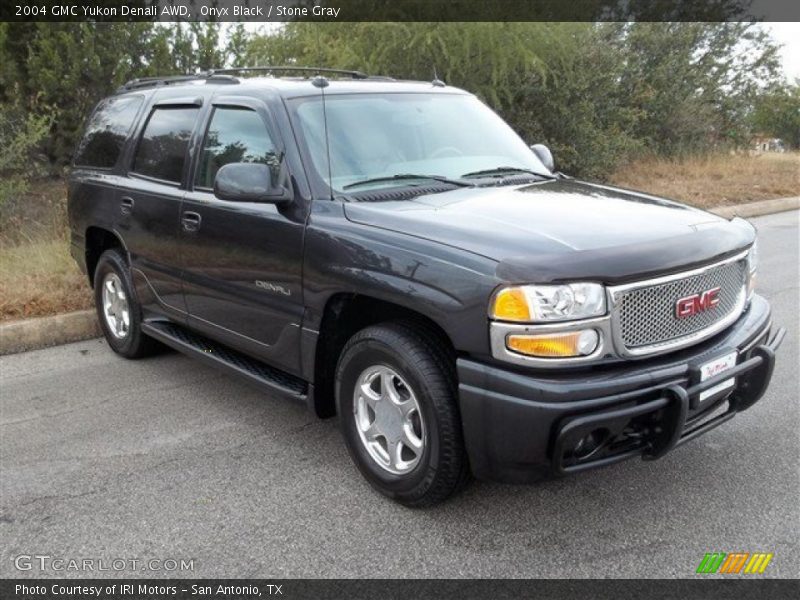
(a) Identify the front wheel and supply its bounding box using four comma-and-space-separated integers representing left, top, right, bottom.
335, 322, 470, 507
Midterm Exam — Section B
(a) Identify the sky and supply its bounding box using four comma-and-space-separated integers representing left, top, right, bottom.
765, 22, 800, 81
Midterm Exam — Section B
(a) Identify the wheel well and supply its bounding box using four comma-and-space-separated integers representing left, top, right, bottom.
85, 227, 124, 287
312, 293, 455, 418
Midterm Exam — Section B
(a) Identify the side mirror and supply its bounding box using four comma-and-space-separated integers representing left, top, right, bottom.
213, 163, 290, 204
530, 144, 554, 172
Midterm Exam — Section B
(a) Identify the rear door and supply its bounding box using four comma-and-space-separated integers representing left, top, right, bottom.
179, 95, 306, 373
118, 96, 203, 318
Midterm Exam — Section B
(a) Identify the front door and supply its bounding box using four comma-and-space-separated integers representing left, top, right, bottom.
180, 97, 306, 374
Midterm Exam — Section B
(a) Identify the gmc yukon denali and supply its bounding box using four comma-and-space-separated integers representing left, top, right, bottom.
68, 67, 784, 506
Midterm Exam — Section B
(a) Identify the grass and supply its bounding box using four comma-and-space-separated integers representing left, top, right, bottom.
1, 152, 797, 322
609, 151, 800, 208
0, 179, 92, 322
0, 239, 91, 321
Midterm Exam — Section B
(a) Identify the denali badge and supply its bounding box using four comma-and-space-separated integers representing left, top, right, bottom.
255, 280, 291, 296
675, 287, 721, 318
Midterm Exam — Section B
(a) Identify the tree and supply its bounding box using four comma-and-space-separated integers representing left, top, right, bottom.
616, 23, 782, 154
0, 105, 51, 217
246, 23, 548, 110
510, 23, 644, 178
751, 82, 800, 149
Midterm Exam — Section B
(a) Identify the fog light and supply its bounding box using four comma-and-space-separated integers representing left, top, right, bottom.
573, 428, 607, 459
506, 329, 600, 358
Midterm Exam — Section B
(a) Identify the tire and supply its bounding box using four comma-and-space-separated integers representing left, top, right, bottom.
335, 322, 470, 507
93, 248, 159, 359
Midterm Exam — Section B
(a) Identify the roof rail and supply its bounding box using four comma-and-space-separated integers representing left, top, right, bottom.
206, 66, 370, 80
118, 66, 376, 93
118, 73, 239, 92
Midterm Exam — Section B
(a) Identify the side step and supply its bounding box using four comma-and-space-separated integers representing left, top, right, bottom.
142, 321, 308, 402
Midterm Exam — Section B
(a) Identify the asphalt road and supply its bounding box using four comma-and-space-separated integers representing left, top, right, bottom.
1, 211, 798, 579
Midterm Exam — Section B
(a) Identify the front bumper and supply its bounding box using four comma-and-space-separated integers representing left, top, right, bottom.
458, 294, 785, 483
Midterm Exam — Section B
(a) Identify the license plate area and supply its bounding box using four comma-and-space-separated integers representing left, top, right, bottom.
693, 350, 738, 405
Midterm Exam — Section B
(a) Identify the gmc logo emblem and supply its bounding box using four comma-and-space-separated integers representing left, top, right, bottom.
675, 287, 721, 318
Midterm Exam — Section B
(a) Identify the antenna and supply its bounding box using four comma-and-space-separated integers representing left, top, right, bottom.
312, 28, 334, 201
315, 26, 323, 74
320, 82, 335, 201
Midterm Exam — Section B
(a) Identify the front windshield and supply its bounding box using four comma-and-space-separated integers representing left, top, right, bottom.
290, 93, 550, 192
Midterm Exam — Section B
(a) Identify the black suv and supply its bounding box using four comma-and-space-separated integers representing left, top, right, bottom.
68, 67, 784, 506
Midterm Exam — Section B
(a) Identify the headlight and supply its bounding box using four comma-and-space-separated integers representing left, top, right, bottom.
746, 240, 758, 299
490, 283, 607, 323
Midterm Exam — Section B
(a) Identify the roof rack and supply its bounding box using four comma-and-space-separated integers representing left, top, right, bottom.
206, 66, 370, 80
121, 75, 204, 90
118, 66, 383, 93
119, 73, 238, 91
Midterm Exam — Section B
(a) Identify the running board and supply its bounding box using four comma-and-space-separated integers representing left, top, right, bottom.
142, 321, 308, 402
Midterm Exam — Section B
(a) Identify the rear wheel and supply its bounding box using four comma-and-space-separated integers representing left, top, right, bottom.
94, 248, 159, 358
335, 322, 470, 507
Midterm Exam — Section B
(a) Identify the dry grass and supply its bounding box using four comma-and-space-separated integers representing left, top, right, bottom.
0, 179, 92, 322
610, 151, 799, 208
1, 153, 797, 321
0, 239, 92, 321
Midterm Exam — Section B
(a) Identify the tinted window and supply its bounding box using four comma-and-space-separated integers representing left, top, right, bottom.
73, 95, 143, 168
132, 107, 198, 183
195, 107, 279, 189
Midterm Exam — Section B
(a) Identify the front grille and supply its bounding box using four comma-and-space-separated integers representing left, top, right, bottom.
615, 259, 747, 351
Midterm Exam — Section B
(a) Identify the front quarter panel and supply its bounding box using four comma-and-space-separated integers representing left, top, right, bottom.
303, 201, 499, 356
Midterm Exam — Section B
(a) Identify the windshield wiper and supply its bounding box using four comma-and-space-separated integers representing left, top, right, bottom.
460, 166, 555, 179
343, 173, 473, 190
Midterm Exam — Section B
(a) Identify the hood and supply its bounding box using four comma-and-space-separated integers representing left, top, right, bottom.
343, 179, 755, 284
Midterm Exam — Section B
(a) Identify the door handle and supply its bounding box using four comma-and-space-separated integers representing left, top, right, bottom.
181, 211, 202, 232
120, 196, 134, 215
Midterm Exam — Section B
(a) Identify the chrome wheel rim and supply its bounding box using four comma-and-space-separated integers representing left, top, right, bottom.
353, 365, 426, 475
101, 272, 130, 339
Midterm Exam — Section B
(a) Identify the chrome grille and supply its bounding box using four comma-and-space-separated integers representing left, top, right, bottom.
615, 259, 747, 351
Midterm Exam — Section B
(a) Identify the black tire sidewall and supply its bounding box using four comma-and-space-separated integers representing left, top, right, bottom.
336, 332, 448, 500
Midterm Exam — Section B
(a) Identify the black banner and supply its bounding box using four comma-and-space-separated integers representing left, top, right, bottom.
2, 579, 800, 600
2, 0, 800, 22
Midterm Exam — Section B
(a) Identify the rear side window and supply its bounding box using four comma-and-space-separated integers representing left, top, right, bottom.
195, 107, 279, 189
73, 95, 143, 168
132, 106, 199, 183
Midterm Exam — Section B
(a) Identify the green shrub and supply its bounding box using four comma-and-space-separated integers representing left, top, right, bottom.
0, 104, 51, 218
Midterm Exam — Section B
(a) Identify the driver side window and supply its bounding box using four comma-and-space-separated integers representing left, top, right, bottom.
195, 107, 279, 189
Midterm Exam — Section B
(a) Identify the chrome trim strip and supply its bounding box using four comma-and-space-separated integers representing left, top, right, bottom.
608, 250, 748, 296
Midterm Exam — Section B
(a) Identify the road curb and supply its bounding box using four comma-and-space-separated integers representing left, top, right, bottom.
0, 310, 101, 356
710, 196, 799, 219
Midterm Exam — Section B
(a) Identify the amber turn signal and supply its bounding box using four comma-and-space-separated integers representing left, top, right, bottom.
506, 329, 599, 358
491, 287, 531, 322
